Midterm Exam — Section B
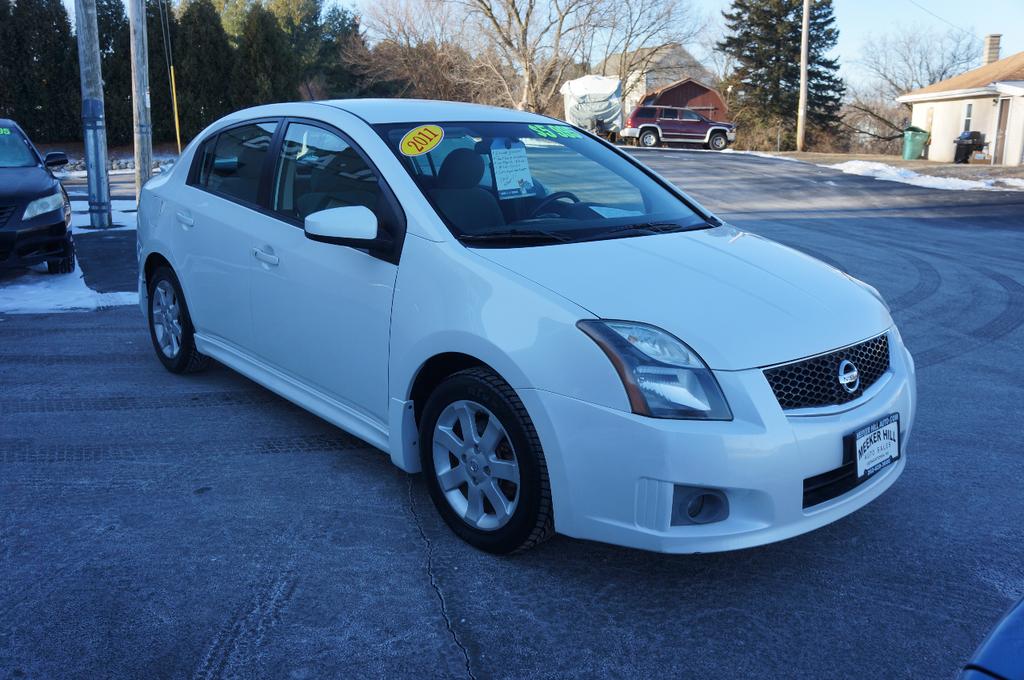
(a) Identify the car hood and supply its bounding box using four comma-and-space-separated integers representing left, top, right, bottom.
0, 165, 57, 205
473, 225, 892, 370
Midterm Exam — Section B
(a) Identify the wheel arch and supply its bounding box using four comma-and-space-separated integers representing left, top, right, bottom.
143, 252, 173, 286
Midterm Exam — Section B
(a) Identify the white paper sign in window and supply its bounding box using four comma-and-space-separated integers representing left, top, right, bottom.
491, 140, 536, 200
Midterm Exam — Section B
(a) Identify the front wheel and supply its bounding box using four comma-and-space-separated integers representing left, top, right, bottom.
147, 265, 209, 374
639, 129, 660, 148
419, 367, 554, 554
46, 237, 75, 274
708, 132, 728, 151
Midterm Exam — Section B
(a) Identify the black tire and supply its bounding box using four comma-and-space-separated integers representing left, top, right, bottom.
419, 367, 554, 554
639, 129, 660, 148
708, 132, 728, 151
147, 265, 210, 374
46, 237, 75, 274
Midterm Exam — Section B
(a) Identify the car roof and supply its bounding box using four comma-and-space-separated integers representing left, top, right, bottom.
318, 99, 552, 125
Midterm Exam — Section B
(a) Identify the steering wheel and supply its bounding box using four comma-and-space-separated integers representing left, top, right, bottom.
528, 191, 581, 218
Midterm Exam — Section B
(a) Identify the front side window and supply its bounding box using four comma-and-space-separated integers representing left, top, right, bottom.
682, 111, 702, 121
375, 121, 711, 246
272, 123, 382, 222
197, 121, 277, 204
0, 126, 37, 168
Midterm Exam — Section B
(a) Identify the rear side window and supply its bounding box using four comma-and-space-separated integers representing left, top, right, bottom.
635, 107, 656, 118
195, 121, 277, 205
271, 122, 383, 221
659, 109, 678, 120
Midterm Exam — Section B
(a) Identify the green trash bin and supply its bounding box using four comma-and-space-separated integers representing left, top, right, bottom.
902, 126, 929, 160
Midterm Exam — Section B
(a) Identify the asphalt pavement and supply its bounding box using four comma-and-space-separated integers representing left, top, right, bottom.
3, 150, 1024, 679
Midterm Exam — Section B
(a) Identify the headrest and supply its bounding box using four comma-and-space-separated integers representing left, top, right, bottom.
437, 148, 485, 189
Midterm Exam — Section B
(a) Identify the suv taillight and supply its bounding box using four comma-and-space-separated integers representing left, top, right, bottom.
626, 113, 635, 127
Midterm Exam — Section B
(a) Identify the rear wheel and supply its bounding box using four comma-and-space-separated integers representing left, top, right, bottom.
147, 266, 209, 374
639, 129, 660, 148
708, 132, 728, 151
419, 367, 553, 554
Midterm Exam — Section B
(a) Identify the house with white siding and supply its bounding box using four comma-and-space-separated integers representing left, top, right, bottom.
897, 35, 1024, 165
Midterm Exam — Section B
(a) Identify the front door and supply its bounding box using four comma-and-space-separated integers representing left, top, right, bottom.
248, 121, 398, 423
993, 98, 1010, 165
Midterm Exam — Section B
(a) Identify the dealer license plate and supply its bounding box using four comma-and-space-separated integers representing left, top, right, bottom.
851, 413, 900, 481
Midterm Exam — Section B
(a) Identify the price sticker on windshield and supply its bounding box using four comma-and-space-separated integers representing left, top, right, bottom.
0, 128, 10, 135
400, 125, 444, 156
527, 124, 582, 139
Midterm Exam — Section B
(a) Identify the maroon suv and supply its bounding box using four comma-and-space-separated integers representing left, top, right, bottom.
621, 106, 736, 150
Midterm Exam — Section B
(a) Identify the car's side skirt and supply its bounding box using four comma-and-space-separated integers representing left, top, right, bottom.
194, 333, 391, 454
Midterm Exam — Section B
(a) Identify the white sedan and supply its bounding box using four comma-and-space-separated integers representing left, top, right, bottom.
137, 99, 916, 554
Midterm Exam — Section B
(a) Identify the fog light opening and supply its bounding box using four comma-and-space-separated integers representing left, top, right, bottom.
671, 486, 729, 526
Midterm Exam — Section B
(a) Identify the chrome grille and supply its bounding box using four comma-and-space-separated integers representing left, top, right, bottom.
763, 334, 890, 410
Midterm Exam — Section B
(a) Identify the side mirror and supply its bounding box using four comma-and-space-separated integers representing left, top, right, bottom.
304, 205, 391, 250
44, 151, 68, 169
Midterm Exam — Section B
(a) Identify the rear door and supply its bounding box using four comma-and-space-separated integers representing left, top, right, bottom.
246, 119, 401, 423
657, 108, 683, 140
171, 120, 279, 351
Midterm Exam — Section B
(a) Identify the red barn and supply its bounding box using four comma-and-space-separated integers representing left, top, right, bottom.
641, 78, 731, 122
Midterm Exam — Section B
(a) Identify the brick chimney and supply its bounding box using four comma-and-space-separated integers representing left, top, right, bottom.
984, 34, 1002, 65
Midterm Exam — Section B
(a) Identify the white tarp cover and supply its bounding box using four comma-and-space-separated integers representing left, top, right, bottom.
560, 75, 623, 133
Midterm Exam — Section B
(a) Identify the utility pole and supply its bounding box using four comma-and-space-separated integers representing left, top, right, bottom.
74, 0, 112, 228
128, 0, 153, 197
795, 0, 811, 152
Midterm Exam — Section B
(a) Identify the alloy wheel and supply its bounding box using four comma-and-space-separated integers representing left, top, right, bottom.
152, 279, 183, 359
432, 399, 521, 531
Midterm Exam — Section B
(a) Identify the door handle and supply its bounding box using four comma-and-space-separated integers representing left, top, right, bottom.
252, 247, 279, 266
176, 211, 194, 227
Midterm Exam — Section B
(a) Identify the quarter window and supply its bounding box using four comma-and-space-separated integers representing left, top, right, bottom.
196, 122, 277, 205
272, 123, 382, 222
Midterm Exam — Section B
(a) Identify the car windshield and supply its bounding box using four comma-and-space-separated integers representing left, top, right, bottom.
0, 126, 38, 168
374, 121, 712, 246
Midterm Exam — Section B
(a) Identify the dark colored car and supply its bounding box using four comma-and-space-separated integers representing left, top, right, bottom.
961, 597, 1024, 680
621, 106, 736, 150
0, 119, 74, 274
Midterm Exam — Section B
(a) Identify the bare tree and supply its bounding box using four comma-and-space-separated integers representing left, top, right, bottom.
458, 0, 600, 113
860, 27, 981, 101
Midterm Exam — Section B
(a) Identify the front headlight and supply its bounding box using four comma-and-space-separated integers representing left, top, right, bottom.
578, 320, 732, 420
23, 191, 65, 221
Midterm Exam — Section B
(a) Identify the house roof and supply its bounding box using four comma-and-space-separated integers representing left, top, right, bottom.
597, 44, 712, 83
901, 51, 1024, 99
643, 77, 718, 101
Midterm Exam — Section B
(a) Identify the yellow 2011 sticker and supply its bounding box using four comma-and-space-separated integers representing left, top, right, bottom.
400, 125, 444, 156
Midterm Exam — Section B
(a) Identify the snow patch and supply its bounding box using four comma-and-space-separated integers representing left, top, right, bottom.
69, 199, 138, 233
825, 160, 1023, 192
719, 148, 804, 162
0, 264, 137, 314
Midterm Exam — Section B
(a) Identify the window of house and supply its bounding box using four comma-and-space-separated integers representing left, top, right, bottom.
963, 103, 973, 132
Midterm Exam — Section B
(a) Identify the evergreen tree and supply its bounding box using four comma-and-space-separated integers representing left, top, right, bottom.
266, 0, 321, 97
176, 0, 235, 141
316, 6, 362, 98
96, 0, 133, 145
5, 0, 80, 141
231, 3, 298, 107
215, 0, 251, 40
718, 0, 844, 146
0, 0, 13, 119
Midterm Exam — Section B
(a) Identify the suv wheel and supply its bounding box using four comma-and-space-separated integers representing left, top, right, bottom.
147, 265, 210, 374
639, 129, 660, 147
419, 367, 554, 554
708, 132, 728, 151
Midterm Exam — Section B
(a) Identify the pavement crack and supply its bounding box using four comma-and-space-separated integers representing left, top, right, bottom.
407, 477, 477, 680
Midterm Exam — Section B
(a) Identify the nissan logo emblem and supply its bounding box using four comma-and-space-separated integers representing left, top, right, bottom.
838, 359, 860, 393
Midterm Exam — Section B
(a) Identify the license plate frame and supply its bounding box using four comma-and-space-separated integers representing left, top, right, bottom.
844, 413, 901, 482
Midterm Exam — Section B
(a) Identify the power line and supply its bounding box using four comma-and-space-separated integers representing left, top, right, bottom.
904, 0, 984, 45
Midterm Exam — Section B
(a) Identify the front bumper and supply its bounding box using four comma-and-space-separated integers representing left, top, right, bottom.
620, 127, 640, 138
519, 330, 916, 553
726, 129, 737, 141
0, 220, 73, 268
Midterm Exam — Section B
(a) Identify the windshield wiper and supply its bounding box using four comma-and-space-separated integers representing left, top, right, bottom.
459, 228, 574, 246
570, 221, 701, 243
